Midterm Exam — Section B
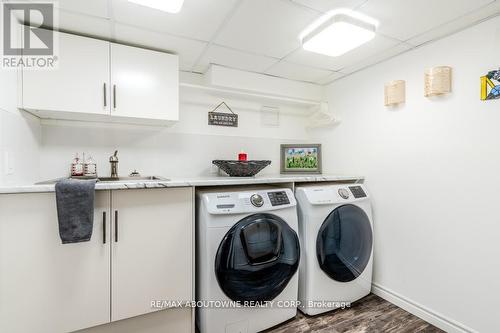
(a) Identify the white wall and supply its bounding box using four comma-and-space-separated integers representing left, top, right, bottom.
39, 91, 314, 180
313, 15, 500, 333
1, 60, 314, 184
1, 51, 315, 185
0, 68, 41, 186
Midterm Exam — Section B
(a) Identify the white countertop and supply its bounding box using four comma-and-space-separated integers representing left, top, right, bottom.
0, 174, 364, 194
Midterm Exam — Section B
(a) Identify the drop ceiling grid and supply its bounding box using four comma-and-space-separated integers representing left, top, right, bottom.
322, 0, 500, 85
198, 0, 351, 83
10, 0, 500, 85
357, 0, 495, 42
246, 0, 411, 83
264, 0, 500, 83
188, 0, 338, 82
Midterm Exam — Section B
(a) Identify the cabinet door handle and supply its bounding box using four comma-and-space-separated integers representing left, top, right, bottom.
103, 83, 107, 107
113, 84, 116, 109
114, 210, 118, 242
102, 211, 106, 244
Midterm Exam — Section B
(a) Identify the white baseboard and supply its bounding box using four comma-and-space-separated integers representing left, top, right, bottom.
371, 283, 476, 333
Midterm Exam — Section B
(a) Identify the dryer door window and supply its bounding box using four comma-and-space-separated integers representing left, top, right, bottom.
316, 204, 372, 282
215, 213, 300, 302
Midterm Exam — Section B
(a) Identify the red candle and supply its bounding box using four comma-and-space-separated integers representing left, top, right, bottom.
238, 151, 248, 161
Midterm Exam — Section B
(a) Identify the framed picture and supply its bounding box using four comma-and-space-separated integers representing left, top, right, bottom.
280, 144, 322, 174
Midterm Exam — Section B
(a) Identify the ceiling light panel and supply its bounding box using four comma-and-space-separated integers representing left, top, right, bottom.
300, 9, 378, 57
128, 0, 185, 13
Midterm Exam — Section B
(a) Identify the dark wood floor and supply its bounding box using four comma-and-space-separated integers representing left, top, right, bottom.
264, 294, 444, 333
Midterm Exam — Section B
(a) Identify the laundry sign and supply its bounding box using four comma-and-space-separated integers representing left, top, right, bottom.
208, 102, 238, 127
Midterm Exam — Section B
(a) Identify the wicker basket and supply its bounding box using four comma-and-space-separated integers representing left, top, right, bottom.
212, 160, 271, 177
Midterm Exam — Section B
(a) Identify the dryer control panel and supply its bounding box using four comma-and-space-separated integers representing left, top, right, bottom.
349, 186, 367, 198
297, 184, 369, 205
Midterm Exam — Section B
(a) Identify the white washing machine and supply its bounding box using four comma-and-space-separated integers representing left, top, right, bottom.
295, 184, 373, 316
196, 187, 300, 333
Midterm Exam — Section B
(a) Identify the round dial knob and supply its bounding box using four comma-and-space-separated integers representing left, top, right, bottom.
338, 188, 350, 199
250, 194, 264, 207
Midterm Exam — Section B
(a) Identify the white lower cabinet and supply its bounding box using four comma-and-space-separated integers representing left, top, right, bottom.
0, 191, 111, 333
111, 188, 192, 321
0, 188, 193, 333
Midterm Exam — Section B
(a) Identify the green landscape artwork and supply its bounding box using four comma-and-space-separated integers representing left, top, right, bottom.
285, 147, 319, 170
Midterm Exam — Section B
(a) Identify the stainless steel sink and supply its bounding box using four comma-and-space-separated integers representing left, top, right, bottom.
36, 176, 168, 185
97, 176, 168, 182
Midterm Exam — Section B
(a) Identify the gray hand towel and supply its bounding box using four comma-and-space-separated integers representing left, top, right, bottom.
55, 179, 97, 244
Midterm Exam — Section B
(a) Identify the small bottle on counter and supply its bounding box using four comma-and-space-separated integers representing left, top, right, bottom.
84, 155, 97, 177
71, 153, 84, 176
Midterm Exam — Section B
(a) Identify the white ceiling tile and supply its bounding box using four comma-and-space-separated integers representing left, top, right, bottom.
287, 34, 399, 71
56, 0, 109, 18
14, 9, 113, 40
215, 0, 320, 58
58, 12, 113, 39
339, 42, 413, 74
12, 0, 500, 81
289, 0, 366, 13
358, 0, 494, 41
113, 24, 208, 71
265, 61, 334, 83
315, 71, 345, 84
407, 1, 500, 46
13, 0, 110, 18
111, 0, 240, 41
193, 45, 279, 73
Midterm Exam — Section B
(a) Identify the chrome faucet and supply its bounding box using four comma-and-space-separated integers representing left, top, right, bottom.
109, 150, 119, 179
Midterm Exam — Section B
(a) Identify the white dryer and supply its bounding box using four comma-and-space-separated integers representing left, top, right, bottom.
196, 187, 300, 333
295, 184, 373, 316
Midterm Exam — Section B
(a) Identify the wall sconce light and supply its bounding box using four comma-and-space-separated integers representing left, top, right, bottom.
425, 66, 452, 97
384, 80, 406, 107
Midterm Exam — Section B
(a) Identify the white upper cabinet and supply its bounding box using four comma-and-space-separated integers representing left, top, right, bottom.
110, 43, 179, 121
21, 30, 179, 125
22, 30, 110, 116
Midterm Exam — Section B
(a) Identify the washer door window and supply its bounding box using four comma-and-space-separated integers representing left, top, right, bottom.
316, 204, 372, 282
215, 213, 300, 302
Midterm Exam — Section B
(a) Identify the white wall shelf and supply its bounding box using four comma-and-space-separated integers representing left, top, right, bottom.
180, 82, 338, 128
180, 82, 323, 109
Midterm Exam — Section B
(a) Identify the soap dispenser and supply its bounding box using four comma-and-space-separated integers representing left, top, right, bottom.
71, 153, 84, 177
84, 155, 97, 177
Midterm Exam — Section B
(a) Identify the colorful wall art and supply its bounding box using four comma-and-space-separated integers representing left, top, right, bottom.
481, 69, 500, 100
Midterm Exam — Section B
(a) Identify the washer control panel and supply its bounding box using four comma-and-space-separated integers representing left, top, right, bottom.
202, 188, 296, 214
268, 191, 290, 206
338, 188, 350, 199
250, 194, 264, 207
349, 186, 367, 198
